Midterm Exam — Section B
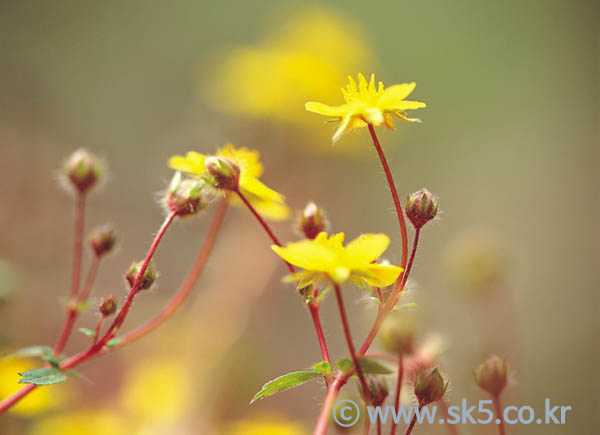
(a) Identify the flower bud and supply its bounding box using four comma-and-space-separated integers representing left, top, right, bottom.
405, 188, 438, 229
473, 355, 508, 397
414, 367, 447, 406
125, 261, 156, 291
297, 202, 328, 239
363, 376, 389, 407
204, 156, 240, 191
98, 295, 117, 316
89, 225, 116, 257
378, 314, 416, 356
64, 149, 103, 193
165, 172, 207, 217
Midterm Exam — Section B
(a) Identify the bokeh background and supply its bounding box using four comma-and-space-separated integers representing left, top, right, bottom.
0, 1, 597, 434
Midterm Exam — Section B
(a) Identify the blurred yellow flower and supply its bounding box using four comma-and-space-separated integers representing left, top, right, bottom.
272, 232, 402, 287
0, 356, 66, 417
227, 416, 307, 435
206, 7, 373, 125
120, 358, 190, 423
29, 410, 130, 435
168, 144, 290, 220
306, 73, 427, 142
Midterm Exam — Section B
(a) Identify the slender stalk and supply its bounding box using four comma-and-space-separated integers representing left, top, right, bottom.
236, 188, 332, 365
0, 385, 37, 414
54, 192, 86, 355
363, 416, 371, 435
494, 397, 506, 435
93, 316, 104, 344
390, 356, 404, 435
116, 199, 228, 347
314, 376, 345, 435
359, 228, 420, 355
368, 124, 408, 272
333, 282, 371, 404
78, 255, 101, 304
377, 420, 382, 435
404, 412, 418, 435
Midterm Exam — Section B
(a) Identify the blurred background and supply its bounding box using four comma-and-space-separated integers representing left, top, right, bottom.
0, 0, 597, 434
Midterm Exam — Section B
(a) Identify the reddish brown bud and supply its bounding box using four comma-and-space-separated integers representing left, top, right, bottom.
405, 188, 438, 229
414, 367, 447, 406
363, 376, 389, 407
297, 202, 328, 239
89, 225, 116, 257
126, 261, 156, 291
204, 156, 240, 191
473, 355, 508, 397
165, 172, 207, 217
98, 295, 117, 316
64, 149, 103, 193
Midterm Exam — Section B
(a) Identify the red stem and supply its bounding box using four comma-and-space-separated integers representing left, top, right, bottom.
404, 412, 418, 435
494, 396, 506, 435
93, 316, 104, 344
116, 199, 228, 347
54, 193, 86, 355
78, 255, 100, 304
390, 356, 404, 435
0, 385, 37, 414
333, 282, 371, 404
236, 188, 332, 365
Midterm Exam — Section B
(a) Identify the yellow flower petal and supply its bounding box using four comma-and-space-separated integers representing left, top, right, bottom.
305, 101, 348, 118
272, 239, 336, 271
345, 233, 391, 264
241, 177, 285, 203
332, 113, 354, 143
362, 264, 403, 287
217, 144, 263, 178
168, 151, 206, 174
378, 83, 417, 106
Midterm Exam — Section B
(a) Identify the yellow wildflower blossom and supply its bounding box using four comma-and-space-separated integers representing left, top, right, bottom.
226, 416, 307, 435
272, 232, 402, 287
168, 144, 290, 220
306, 73, 426, 142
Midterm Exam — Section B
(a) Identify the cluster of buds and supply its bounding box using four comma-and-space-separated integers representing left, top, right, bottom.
379, 314, 416, 356
165, 172, 207, 217
473, 355, 509, 397
405, 188, 438, 229
297, 202, 328, 239
89, 225, 117, 257
64, 149, 103, 194
204, 156, 240, 191
98, 295, 118, 316
413, 367, 447, 406
126, 261, 157, 291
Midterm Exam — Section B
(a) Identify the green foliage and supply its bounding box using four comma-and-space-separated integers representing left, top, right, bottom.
393, 302, 418, 311
105, 337, 122, 348
18, 368, 68, 386
336, 357, 393, 375
1, 345, 64, 368
251, 369, 323, 403
78, 328, 96, 338
313, 361, 333, 376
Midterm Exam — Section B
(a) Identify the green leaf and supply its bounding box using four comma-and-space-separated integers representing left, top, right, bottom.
18, 368, 68, 386
105, 337, 122, 349
76, 300, 93, 312
316, 285, 332, 303
78, 328, 96, 338
250, 370, 321, 403
2, 346, 53, 360
336, 357, 393, 375
393, 302, 418, 312
313, 361, 333, 376
366, 296, 383, 305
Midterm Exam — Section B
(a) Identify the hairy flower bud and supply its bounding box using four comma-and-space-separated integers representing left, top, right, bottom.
405, 188, 438, 229
473, 355, 508, 397
204, 156, 240, 191
64, 149, 103, 193
98, 295, 117, 316
89, 225, 116, 257
363, 376, 389, 407
165, 172, 207, 217
414, 367, 447, 406
379, 314, 416, 356
126, 261, 156, 291
297, 202, 328, 240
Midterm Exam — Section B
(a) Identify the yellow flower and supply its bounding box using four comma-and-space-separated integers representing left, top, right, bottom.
29, 410, 131, 435
0, 356, 67, 417
306, 73, 426, 142
226, 416, 307, 435
272, 232, 402, 287
168, 144, 290, 220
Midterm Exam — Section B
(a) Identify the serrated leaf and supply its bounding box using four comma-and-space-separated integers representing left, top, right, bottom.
105, 337, 122, 348
78, 328, 96, 338
250, 370, 321, 403
313, 361, 332, 376
18, 368, 68, 386
336, 357, 393, 375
